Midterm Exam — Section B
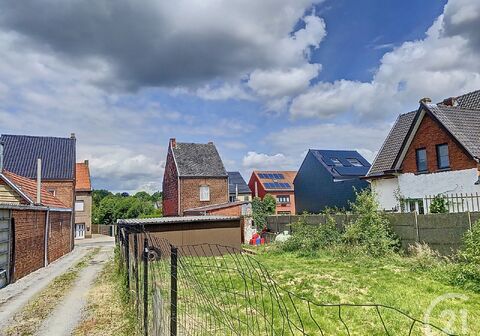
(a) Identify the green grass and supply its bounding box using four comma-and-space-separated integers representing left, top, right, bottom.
150, 245, 480, 335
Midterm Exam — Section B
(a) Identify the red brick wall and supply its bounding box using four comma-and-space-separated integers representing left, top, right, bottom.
162, 149, 179, 216
402, 113, 476, 173
208, 204, 243, 216
12, 210, 46, 281
180, 177, 228, 215
42, 180, 75, 208
48, 211, 73, 263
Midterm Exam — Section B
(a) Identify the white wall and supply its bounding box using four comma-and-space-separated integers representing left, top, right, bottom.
398, 168, 480, 198
371, 178, 400, 211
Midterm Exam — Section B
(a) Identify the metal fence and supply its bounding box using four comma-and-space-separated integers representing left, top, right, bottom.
117, 224, 453, 336
423, 193, 480, 213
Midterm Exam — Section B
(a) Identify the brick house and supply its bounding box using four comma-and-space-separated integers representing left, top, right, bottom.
365, 89, 480, 213
0, 169, 72, 287
248, 171, 297, 214
162, 138, 229, 216
75, 160, 92, 239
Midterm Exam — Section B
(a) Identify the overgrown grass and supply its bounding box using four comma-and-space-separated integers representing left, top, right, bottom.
250, 245, 480, 335
4, 248, 100, 336
72, 247, 137, 336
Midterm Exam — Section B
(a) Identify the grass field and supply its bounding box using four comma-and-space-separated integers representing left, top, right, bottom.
163, 245, 480, 335
248, 247, 480, 335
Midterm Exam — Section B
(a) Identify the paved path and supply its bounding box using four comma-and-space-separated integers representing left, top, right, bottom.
36, 244, 113, 336
0, 235, 114, 333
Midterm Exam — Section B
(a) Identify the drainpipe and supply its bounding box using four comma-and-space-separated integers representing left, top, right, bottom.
235, 184, 238, 201
44, 208, 50, 267
0, 141, 4, 172
36, 158, 42, 205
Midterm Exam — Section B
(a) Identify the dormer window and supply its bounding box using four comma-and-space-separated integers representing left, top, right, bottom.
331, 158, 343, 167
347, 158, 363, 167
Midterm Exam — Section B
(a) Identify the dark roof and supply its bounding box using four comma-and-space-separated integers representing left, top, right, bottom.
310, 150, 371, 179
227, 172, 251, 195
117, 215, 239, 225
425, 103, 480, 157
1, 134, 75, 180
456, 89, 480, 110
172, 142, 227, 177
367, 112, 416, 177
367, 89, 480, 178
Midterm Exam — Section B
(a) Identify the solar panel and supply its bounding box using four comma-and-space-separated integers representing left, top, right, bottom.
276, 173, 285, 179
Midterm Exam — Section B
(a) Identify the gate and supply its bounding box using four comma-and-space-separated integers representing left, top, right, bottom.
0, 209, 12, 288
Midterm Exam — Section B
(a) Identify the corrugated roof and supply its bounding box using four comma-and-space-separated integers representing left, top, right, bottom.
1, 170, 69, 208
227, 172, 251, 195
1, 134, 75, 180
172, 142, 227, 177
367, 111, 416, 177
185, 201, 248, 213
117, 215, 239, 225
310, 150, 371, 178
76, 162, 91, 191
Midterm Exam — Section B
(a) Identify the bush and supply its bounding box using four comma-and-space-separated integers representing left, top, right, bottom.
344, 189, 399, 257
429, 194, 449, 213
252, 195, 276, 228
281, 213, 341, 256
407, 242, 443, 270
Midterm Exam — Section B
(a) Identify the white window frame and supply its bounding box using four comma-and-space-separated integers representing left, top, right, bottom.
200, 185, 210, 201
75, 200, 85, 212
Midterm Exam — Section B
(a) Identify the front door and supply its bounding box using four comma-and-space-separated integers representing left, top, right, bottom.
75, 223, 85, 239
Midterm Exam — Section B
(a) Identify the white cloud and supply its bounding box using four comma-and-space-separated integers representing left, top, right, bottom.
289, 0, 480, 120
242, 151, 294, 171
195, 83, 253, 101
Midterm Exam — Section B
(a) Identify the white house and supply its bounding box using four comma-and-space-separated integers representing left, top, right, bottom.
366, 90, 480, 213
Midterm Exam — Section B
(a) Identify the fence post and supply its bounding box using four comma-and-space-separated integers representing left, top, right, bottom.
125, 231, 130, 291
414, 211, 420, 243
143, 238, 149, 336
134, 233, 139, 315
170, 245, 178, 336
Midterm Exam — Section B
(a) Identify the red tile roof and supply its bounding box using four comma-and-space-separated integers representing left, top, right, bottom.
2, 170, 69, 208
76, 162, 91, 191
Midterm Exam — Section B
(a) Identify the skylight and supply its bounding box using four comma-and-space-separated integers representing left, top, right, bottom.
347, 158, 363, 167
331, 158, 343, 167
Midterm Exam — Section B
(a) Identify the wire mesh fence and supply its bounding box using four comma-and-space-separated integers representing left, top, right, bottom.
117, 224, 454, 336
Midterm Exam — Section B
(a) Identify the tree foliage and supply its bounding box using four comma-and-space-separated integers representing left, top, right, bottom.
92, 190, 163, 224
429, 194, 449, 213
252, 195, 276, 228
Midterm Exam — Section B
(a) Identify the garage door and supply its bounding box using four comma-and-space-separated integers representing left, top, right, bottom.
0, 209, 11, 288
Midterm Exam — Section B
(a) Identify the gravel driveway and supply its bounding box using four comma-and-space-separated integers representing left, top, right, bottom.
0, 235, 115, 334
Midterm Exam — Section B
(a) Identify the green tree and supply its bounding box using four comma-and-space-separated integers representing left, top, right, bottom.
134, 191, 152, 201
430, 194, 449, 213
92, 189, 113, 207
252, 195, 276, 228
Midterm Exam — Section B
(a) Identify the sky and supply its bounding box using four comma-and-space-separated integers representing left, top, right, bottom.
1, 0, 480, 193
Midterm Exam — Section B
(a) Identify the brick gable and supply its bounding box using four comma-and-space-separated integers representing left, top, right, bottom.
162, 148, 179, 216
401, 113, 476, 174
179, 177, 228, 215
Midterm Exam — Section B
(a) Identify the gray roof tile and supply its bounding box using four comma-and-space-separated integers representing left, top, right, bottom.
1, 134, 76, 180
228, 171, 251, 195
173, 142, 227, 177
456, 89, 480, 110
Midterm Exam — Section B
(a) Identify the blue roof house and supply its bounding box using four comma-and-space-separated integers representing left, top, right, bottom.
294, 150, 371, 213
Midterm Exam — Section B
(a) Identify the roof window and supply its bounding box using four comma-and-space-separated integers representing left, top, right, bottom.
347, 158, 363, 167
331, 158, 343, 167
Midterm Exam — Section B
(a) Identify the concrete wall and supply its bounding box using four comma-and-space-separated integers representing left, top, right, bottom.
267, 212, 477, 255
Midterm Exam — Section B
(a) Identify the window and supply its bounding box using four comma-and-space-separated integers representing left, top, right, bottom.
276, 195, 290, 203
75, 200, 84, 212
200, 185, 210, 201
331, 158, 343, 166
415, 148, 427, 172
47, 188, 56, 196
436, 144, 450, 169
346, 158, 363, 167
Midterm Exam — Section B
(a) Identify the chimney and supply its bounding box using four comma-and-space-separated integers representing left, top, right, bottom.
84, 159, 89, 166
442, 97, 458, 107
235, 184, 239, 201
208, 141, 213, 145
0, 141, 4, 173
419, 97, 432, 104
70, 133, 76, 139
36, 158, 42, 205
170, 138, 177, 149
